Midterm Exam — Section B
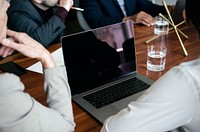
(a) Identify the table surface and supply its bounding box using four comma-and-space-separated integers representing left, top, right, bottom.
1, 24, 200, 132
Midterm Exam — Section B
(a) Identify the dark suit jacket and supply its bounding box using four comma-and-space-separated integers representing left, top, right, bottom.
7, 0, 65, 47
80, 0, 166, 28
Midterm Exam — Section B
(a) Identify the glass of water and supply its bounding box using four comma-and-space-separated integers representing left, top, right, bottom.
154, 16, 169, 35
147, 45, 167, 72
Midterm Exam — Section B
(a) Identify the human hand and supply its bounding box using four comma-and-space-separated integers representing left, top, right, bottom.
0, 0, 9, 42
58, 0, 74, 11
0, 0, 13, 58
123, 11, 155, 27
182, 9, 186, 21
0, 38, 15, 58
1, 30, 55, 69
182, 9, 192, 26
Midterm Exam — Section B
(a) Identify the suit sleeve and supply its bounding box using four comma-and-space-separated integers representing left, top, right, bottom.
80, 0, 123, 28
0, 66, 75, 132
137, 0, 166, 17
80, 0, 166, 29
8, 10, 65, 47
43, 66, 75, 130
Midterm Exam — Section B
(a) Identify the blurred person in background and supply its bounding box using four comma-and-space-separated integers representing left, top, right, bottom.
7, 0, 74, 47
80, 0, 171, 28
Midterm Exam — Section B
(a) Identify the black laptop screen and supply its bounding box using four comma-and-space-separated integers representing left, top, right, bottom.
61, 21, 136, 95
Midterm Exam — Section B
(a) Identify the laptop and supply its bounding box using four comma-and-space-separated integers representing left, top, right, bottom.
61, 20, 154, 123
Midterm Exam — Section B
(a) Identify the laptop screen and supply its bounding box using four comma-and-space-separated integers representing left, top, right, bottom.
61, 21, 136, 95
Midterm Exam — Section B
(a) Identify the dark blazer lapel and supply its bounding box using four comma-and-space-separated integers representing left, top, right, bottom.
112, 0, 127, 16
112, 0, 122, 8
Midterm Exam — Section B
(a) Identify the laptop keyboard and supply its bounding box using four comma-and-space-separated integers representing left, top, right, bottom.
83, 77, 150, 109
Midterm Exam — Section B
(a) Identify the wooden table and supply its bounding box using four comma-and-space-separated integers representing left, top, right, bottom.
1, 24, 200, 132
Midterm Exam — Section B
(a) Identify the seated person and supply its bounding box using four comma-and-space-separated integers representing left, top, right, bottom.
101, 0, 200, 131
79, 0, 170, 28
7, 0, 73, 47
0, 0, 75, 131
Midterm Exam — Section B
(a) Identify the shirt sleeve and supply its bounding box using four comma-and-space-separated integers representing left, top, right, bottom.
55, 7, 68, 23
0, 66, 75, 132
43, 66, 75, 130
101, 65, 198, 132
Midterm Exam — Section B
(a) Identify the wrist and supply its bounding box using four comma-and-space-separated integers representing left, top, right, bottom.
39, 52, 56, 69
59, 5, 70, 12
122, 17, 127, 22
123, 16, 130, 22
55, 7, 68, 22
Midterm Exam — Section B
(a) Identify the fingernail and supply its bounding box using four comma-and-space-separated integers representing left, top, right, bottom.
2, 39, 10, 44
9, 51, 13, 55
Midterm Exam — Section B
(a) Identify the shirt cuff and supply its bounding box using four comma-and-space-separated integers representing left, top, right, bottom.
55, 7, 68, 22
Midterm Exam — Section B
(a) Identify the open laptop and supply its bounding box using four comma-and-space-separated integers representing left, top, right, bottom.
61, 20, 153, 123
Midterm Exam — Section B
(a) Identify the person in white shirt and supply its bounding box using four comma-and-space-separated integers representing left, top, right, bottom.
101, 0, 200, 131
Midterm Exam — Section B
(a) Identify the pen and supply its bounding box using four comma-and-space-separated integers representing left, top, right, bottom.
71, 7, 84, 11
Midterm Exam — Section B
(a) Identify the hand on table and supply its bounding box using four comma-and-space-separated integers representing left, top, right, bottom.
123, 11, 155, 27
1, 29, 56, 69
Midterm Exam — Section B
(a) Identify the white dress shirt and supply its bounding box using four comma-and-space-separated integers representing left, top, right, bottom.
101, 58, 200, 132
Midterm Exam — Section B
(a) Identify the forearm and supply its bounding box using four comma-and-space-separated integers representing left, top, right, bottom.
102, 66, 196, 132
80, 0, 122, 28
138, 0, 166, 17
55, 7, 68, 23
43, 66, 75, 129
144, 4, 166, 17
83, 12, 122, 28
39, 50, 55, 69
8, 14, 65, 47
